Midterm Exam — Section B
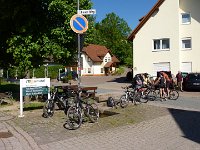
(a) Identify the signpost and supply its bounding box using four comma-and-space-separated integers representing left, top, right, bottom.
19, 78, 50, 117
70, 0, 96, 100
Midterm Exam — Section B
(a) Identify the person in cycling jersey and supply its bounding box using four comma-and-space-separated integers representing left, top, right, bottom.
160, 71, 171, 98
158, 73, 167, 100
142, 73, 152, 87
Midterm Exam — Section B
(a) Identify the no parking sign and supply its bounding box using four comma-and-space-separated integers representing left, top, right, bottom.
70, 14, 88, 34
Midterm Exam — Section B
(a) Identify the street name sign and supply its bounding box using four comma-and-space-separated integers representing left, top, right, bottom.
78, 9, 96, 15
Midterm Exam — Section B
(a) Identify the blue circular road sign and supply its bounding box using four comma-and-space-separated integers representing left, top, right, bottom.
70, 14, 88, 34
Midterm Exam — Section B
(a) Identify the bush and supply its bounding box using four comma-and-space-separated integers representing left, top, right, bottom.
62, 77, 68, 83
113, 66, 125, 75
0, 84, 20, 93
4, 65, 64, 79
30, 65, 63, 79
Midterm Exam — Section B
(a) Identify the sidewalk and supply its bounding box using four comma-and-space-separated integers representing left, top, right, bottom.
39, 114, 199, 150
1, 110, 199, 150
0, 112, 40, 150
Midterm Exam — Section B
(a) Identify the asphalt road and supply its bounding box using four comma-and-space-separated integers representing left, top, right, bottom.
148, 93, 200, 112
80, 75, 200, 110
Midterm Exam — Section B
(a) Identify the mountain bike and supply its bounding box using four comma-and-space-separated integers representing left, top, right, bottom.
141, 85, 157, 101
154, 87, 179, 100
66, 90, 99, 130
119, 86, 145, 108
120, 85, 155, 108
42, 86, 76, 118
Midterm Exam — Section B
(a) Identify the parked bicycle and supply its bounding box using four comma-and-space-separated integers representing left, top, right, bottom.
42, 86, 76, 118
120, 84, 157, 108
154, 86, 179, 100
0, 91, 13, 105
66, 90, 99, 130
120, 86, 144, 108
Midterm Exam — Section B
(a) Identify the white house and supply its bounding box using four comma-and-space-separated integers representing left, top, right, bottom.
128, 0, 200, 77
81, 44, 120, 76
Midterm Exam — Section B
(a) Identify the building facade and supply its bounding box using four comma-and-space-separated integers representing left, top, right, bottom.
81, 44, 119, 76
128, 0, 200, 77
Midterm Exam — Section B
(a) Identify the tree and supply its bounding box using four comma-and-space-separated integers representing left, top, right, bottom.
0, 0, 92, 77
88, 12, 133, 66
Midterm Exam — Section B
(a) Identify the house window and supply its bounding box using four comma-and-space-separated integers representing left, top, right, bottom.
108, 57, 111, 62
181, 13, 191, 24
101, 68, 104, 73
182, 38, 191, 50
104, 57, 107, 62
153, 38, 170, 51
88, 68, 91, 73
87, 56, 91, 62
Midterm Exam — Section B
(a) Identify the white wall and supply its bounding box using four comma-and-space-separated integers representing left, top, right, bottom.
81, 53, 110, 75
81, 54, 92, 75
133, 0, 180, 76
179, 0, 200, 72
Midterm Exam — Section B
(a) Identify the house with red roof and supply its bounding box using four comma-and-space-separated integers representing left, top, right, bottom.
81, 44, 120, 76
128, 0, 200, 77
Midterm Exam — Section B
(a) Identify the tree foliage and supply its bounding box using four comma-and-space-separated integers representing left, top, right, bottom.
87, 12, 133, 66
0, 0, 92, 76
0, 1, 133, 77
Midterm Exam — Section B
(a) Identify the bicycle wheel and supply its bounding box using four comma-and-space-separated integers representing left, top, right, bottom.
154, 89, 160, 100
66, 106, 82, 130
145, 90, 157, 101
42, 99, 55, 118
169, 89, 179, 100
134, 92, 142, 104
87, 103, 99, 123
120, 94, 129, 108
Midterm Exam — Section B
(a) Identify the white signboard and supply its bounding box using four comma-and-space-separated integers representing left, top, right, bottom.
78, 9, 96, 15
21, 78, 50, 87
19, 78, 50, 117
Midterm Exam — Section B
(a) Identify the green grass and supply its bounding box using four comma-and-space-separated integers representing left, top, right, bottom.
24, 102, 44, 111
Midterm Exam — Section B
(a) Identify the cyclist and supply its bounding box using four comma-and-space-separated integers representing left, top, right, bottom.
160, 71, 171, 98
158, 73, 167, 100
129, 74, 143, 90
142, 73, 152, 87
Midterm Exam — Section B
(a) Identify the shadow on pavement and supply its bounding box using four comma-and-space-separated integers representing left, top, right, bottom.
107, 76, 130, 83
169, 108, 200, 144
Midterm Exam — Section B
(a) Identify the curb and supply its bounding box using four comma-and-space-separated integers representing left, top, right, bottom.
4, 121, 41, 150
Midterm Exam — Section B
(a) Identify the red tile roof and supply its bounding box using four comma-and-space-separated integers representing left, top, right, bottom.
82, 44, 120, 63
104, 62, 113, 68
128, 0, 165, 40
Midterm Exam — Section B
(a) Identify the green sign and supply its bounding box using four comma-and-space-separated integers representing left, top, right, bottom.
22, 86, 49, 96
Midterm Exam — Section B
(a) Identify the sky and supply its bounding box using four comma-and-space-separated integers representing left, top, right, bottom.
90, 0, 158, 30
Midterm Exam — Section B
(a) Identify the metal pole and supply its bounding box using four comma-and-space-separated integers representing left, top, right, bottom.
78, 34, 81, 93
33, 69, 35, 78
77, 0, 79, 12
77, 0, 81, 99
